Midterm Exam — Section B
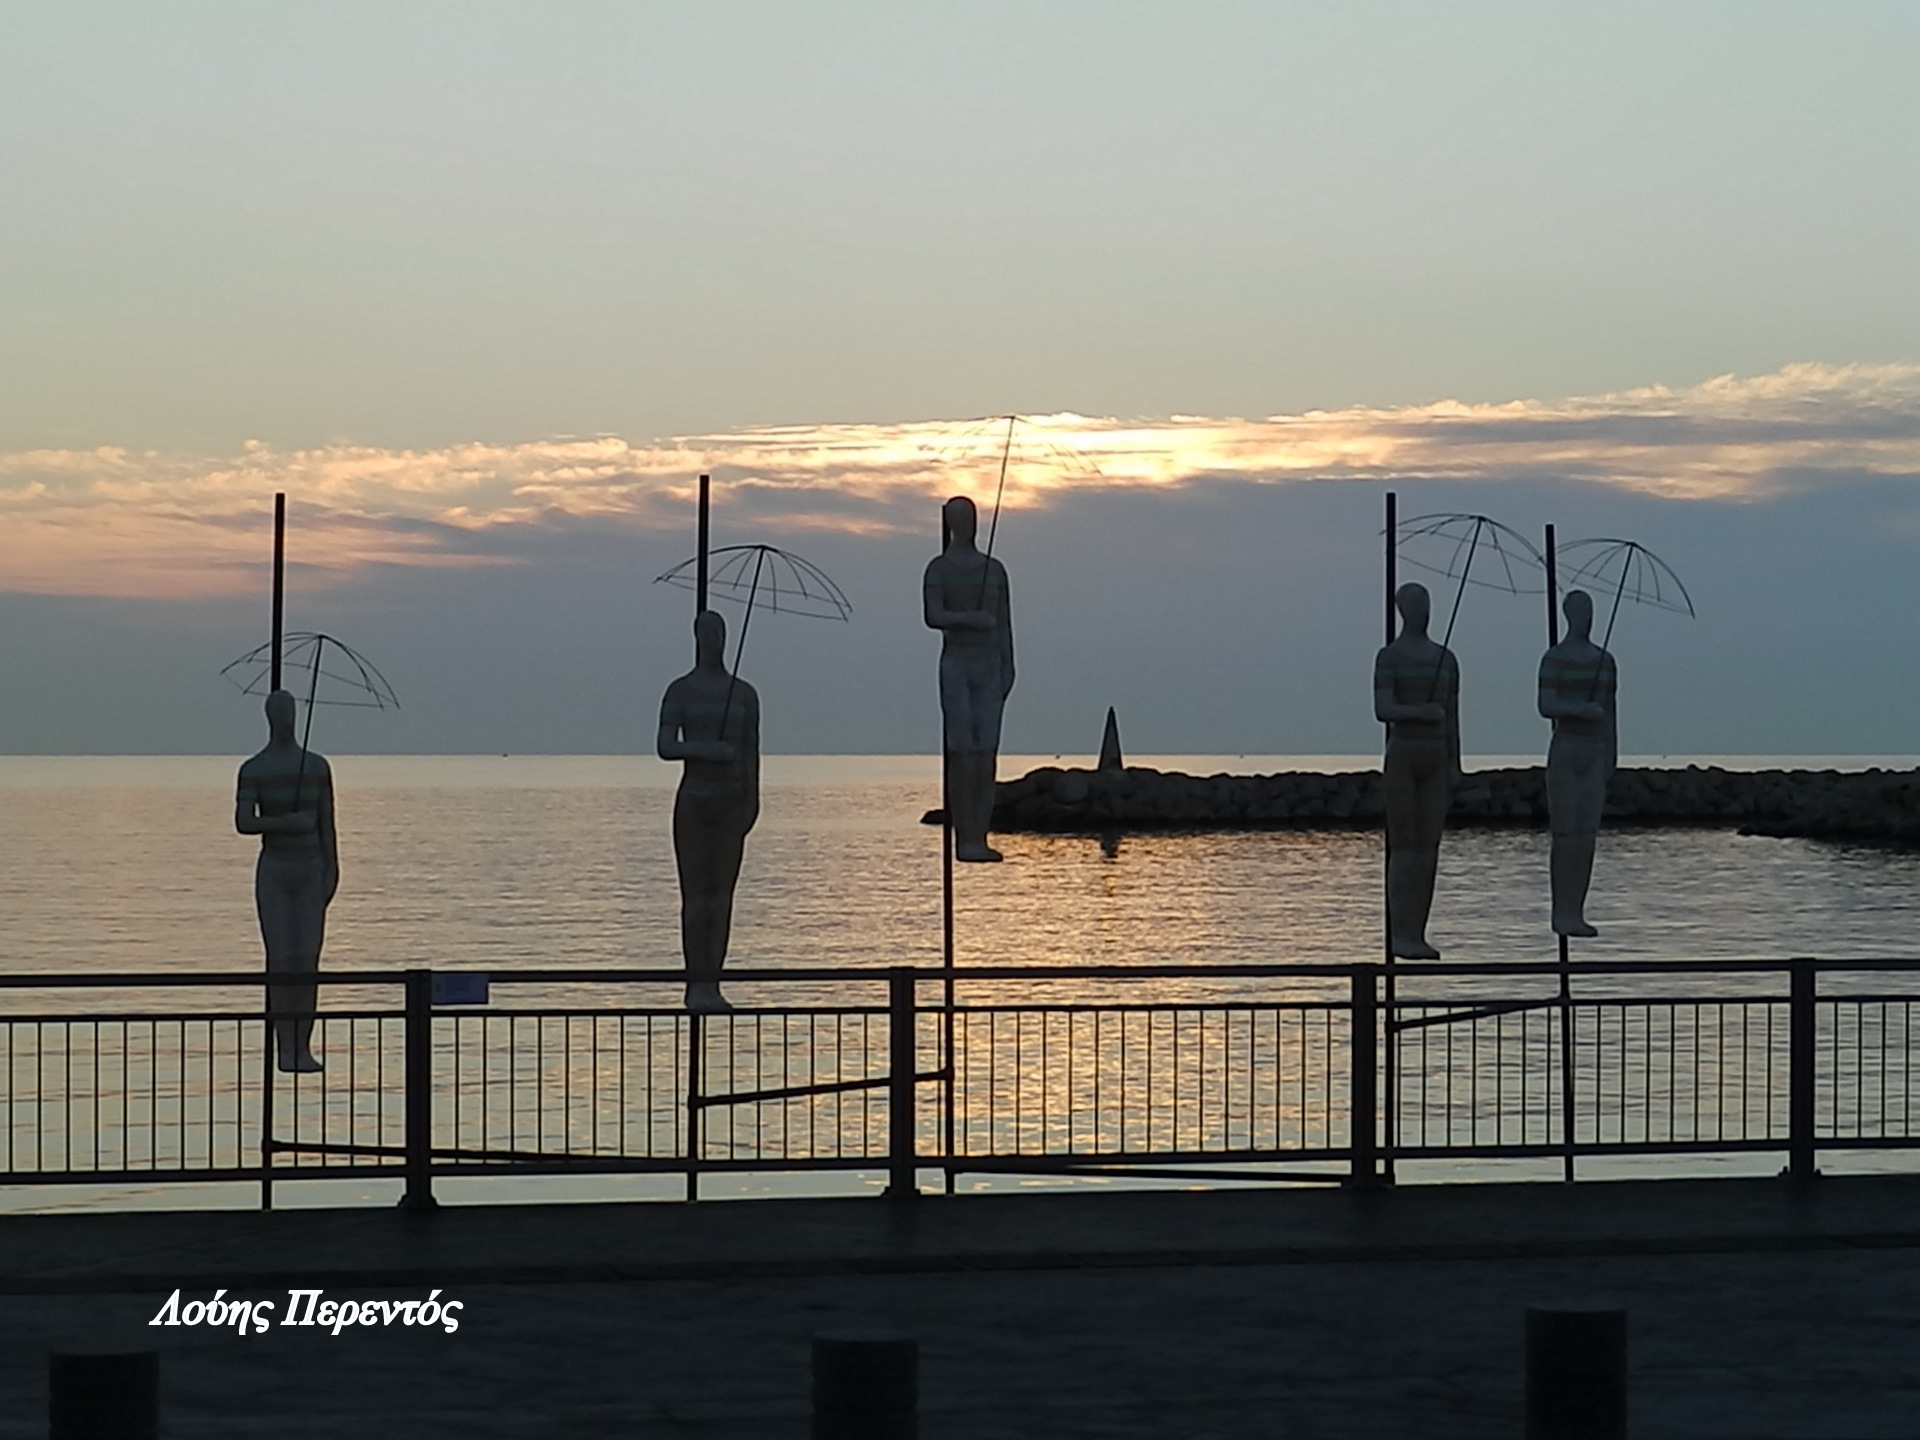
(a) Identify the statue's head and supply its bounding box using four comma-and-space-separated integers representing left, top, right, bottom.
1395, 582, 1431, 636
1563, 588, 1594, 641
943, 495, 978, 546
693, 609, 727, 668
264, 689, 297, 742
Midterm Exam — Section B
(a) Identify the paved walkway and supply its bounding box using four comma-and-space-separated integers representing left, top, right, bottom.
4, 1175, 1919, 1436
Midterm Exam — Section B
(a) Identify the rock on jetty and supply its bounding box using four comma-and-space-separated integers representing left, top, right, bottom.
960, 764, 1920, 844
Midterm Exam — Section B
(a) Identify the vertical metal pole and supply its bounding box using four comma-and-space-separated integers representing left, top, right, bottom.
1350, 965, 1379, 1185
1385, 492, 1398, 644
686, 1012, 704, 1201
696, 474, 710, 613
1559, 936, 1574, 1182
259, 981, 275, 1211
687, 469, 711, 1203
400, 970, 437, 1210
271, 493, 286, 692
1367, 495, 1397, 1198
1547, 524, 1576, 1182
887, 968, 919, 1200
940, 506, 957, 1194
1789, 957, 1818, 1180
1381, 490, 1397, 1184
1556, 943, 1576, 1182
1545, 525, 1560, 646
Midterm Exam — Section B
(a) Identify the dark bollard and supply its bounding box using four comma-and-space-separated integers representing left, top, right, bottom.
812, 1328, 917, 1440
1525, 1304, 1626, 1440
50, 1351, 159, 1440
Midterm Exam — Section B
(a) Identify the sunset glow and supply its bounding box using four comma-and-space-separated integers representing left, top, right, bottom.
4, 363, 1916, 600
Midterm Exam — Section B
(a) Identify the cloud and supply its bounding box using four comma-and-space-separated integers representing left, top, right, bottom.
4, 362, 1917, 599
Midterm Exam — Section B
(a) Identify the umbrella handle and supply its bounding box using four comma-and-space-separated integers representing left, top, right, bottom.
717, 547, 766, 741
1428, 522, 1480, 703
1579, 562, 1630, 700
1600, 576, 1626, 654
1588, 583, 1627, 701
976, 414, 1015, 609
294, 635, 321, 815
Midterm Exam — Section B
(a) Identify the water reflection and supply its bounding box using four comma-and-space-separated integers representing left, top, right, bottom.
8, 759, 1920, 1209
6, 763, 1920, 980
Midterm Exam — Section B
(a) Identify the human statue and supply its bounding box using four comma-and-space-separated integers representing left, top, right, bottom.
924, 495, 1015, 862
1374, 582, 1460, 960
657, 609, 760, 1014
1538, 589, 1618, 938
235, 690, 336, 1072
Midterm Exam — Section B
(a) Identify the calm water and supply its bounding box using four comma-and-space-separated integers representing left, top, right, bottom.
3, 754, 1919, 978
4, 754, 1919, 1210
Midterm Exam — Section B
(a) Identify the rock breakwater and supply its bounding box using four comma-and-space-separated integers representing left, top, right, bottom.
958, 764, 1920, 844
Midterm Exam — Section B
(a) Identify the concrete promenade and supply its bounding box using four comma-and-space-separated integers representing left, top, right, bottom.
4, 1173, 1919, 1436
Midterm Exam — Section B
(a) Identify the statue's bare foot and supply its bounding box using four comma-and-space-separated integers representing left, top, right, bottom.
1391, 937, 1441, 960
278, 1053, 324, 1074
685, 983, 734, 1015
1553, 917, 1600, 939
955, 844, 1004, 863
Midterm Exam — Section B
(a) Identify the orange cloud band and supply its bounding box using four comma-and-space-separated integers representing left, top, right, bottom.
3, 362, 1916, 599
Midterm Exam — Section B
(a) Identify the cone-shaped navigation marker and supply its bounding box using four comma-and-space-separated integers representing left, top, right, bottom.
1097, 707, 1124, 771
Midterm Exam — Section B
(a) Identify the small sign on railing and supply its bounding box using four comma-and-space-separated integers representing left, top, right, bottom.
430, 973, 490, 1006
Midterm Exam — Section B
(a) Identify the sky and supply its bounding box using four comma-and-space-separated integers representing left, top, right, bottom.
3, 2, 1918, 756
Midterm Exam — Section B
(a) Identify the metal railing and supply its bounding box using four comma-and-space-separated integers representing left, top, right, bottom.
5, 959, 1920, 1207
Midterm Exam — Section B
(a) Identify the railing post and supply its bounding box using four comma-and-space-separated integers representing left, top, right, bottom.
686, 1007, 704, 1202
886, 968, 919, 1200
1558, 935, 1576, 1182
1789, 957, 1819, 1182
1349, 965, 1380, 1187
400, 968, 437, 1211
260, 981, 276, 1212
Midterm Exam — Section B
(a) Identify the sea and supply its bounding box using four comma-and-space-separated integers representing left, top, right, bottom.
4, 753, 1920, 1210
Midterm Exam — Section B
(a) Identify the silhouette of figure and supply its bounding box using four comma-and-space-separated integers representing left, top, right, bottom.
1538, 589, 1618, 937
1374, 582, 1460, 959
236, 689, 336, 1072
924, 496, 1015, 862
658, 610, 760, 1013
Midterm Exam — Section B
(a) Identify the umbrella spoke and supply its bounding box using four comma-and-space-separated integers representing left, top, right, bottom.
657, 541, 853, 723
1390, 513, 1547, 702
1394, 512, 1549, 595
1394, 511, 1544, 618
917, 413, 1102, 598
220, 630, 399, 799
657, 545, 852, 622
220, 632, 400, 710
1558, 538, 1696, 651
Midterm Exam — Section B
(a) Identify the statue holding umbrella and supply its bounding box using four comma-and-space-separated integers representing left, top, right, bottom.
1381, 511, 1548, 959
221, 496, 400, 1071
654, 609, 760, 1015
915, 416, 1097, 866
654, 478, 852, 1012
1540, 537, 1694, 938
925, 494, 1014, 863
